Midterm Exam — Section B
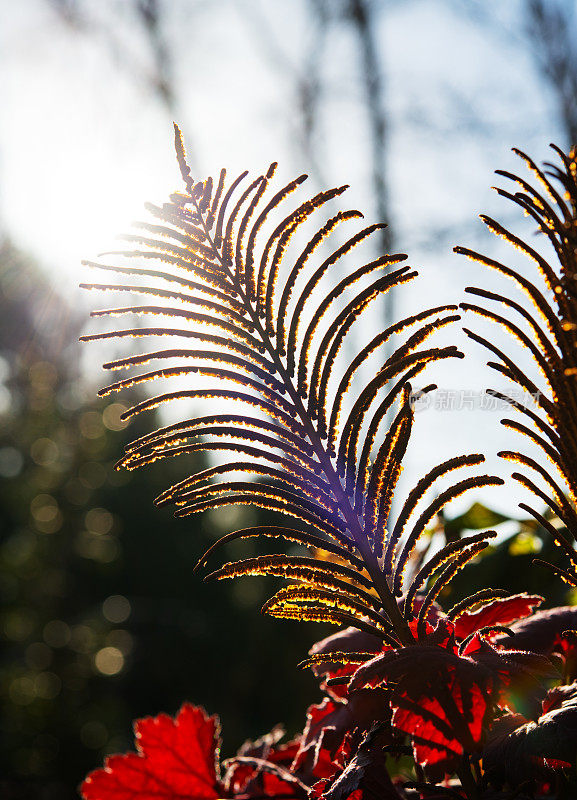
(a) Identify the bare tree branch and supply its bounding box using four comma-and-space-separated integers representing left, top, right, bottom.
47, 0, 200, 170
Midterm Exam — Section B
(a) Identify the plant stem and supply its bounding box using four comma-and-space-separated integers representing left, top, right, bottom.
191, 190, 415, 646
457, 756, 478, 800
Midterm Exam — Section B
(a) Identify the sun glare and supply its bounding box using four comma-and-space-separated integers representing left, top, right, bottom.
3, 124, 178, 291
1, 19, 178, 292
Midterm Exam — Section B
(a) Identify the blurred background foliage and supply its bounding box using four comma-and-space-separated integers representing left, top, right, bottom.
0, 240, 328, 798
2, 1, 577, 797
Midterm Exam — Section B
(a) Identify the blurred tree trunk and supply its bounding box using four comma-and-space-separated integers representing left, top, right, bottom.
526, 0, 577, 148
346, 0, 392, 253
345, 0, 394, 332
241, 0, 397, 328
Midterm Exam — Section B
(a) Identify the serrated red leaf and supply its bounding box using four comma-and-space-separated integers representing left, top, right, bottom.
81, 704, 221, 800
453, 594, 543, 641
348, 643, 497, 772
393, 680, 490, 771
462, 638, 557, 720
291, 693, 390, 779
292, 698, 343, 774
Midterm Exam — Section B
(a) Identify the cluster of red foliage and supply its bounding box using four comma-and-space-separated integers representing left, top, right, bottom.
81, 597, 577, 799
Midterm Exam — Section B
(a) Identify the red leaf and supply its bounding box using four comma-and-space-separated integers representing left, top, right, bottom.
223, 725, 286, 796
292, 694, 391, 777
348, 644, 495, 772
453, 594, 543, 641
309, 727, 404, 800
495, 606, 577, 654
394, 680, 491, 771
81, 704, 221, 800
308, 628, 386, 701
463, 639, 557, 718
292, 698, 344, 774
224, 734, 309, 799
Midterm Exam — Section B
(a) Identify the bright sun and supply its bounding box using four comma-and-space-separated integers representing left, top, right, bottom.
2, 119, 178, 293
1, 21, 179, 293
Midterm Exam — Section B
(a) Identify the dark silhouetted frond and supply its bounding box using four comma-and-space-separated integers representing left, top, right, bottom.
458, 144, 577, 583
446, 588, 511, 621
297, 652, 374, 671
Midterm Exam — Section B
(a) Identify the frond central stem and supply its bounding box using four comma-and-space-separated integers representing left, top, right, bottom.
191, 194, 413, 646
257, 344, 414, 645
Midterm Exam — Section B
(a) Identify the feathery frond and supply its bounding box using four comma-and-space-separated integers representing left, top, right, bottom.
83, 125, 501, 646
458, 144, 577, 581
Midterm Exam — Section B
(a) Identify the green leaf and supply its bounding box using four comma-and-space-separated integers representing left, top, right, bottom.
444, 502, 510, 538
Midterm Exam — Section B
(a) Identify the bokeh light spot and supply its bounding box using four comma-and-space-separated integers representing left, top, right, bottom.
94, 646, 124, 676
78, 461, 107, 489
30, 493, 62, 533
4, 609, 36, 641
25, 642, 53, 670
102, 403, 128, 431
30, 438, 59, 466
102, 595, 131, 624
9, 676, 35, 705
70, 624, 98, 654
85, 507, 114, 535
75, 533, 119, 563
